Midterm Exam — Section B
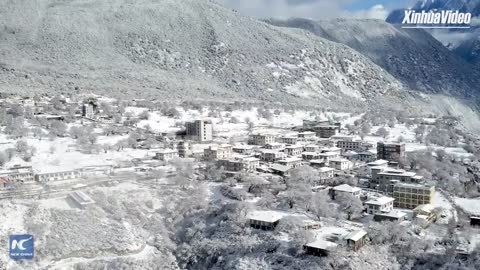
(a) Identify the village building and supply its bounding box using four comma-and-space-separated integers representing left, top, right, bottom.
204, 144, 233, 161
284, 145, 304, 156
247, 211, 285, 230
218, 157, 260, 173
277, 157, 303, 169
329, 158, 353, 171
317, 152, 340, 163
331, 184, 361, 200
69, 191, 95, 209
310, 159, 327, 168
314, 125, 340, 138
249, 133, 276, 146
155, 149, 179, 161
370, 167, 424, 192
232, 145, 256, 155
260, 150, 285, 162
413, 204, 437, 227
304, 145, 319, 153
393, 183, 435, 209
0, 165, 34, 184
270, 164, 291, 176
357, 150, 378, 162
302, 152, 319, 161
281, 135, 298, 145
374, 209, 407, 222
341, 151, 359, 161
344, 230, 368, 252
264, 142, 285, 151
365, 196, 395, 215
177, 141, 191, 158
377, 142, 406, 163
298, 131, 316, 140
35, 170, 82, 182
304, 240, 338, 256
186, 119, 213, 142
318, 167, 335, 181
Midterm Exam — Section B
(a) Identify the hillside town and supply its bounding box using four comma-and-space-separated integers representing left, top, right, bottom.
1, 93, 480, 269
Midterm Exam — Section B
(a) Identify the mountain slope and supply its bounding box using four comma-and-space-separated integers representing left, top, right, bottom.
386, 0, 480, 67
266, 18, 480, 98
0, 0, 413, 109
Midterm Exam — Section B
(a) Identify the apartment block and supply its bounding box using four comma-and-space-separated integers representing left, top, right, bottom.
204, 144, 233, 161
393, 183, 435, 209
249, 133, 276, 146
377, 142, 406, 163
186, 119, 213, 142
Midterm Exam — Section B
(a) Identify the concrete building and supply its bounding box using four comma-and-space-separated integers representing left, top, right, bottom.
155, 149, 179, 161
317, 152, 340, 163
284, 145, 303, 156
82, 101, 97, 119
303, 119, 330, 130
218, 157, 260, 173
177, 141, 191, 158
298, 131, 316, 139
331, 184, 361, 200
35, 170, 82, 182
204, 144, 233, 161
264, 142, 285, 151
232, 145, 255, 155
249, 133, 276, 146
374, 209, 407, 222
69, 191, 95, 209
186, 119, 213, 142
365, 196, 395, 215
281, 136, 298, 145
314, 125, 340, 138
377, 142, 406, 163
357, 150, 377, 162
370, 167, 424, 192
302, 152, 320, 161
310, 159, 327, 168
304, 240, 338, 257
260, 150, 285, 162
393, 183, 435, 209
304, 145, 319, 153
329, 158, 353, 171
277, 157, 303, 169
0, 165, 34, 183
318, 167, 335, 181
413, 204, 437, 227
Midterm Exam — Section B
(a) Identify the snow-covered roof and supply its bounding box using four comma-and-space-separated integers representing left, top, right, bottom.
344, 230, 367, 241
333, 184, 361, 193
365, 196, 394, 205
367, 159, 389, 166
156, 149, 178, 154
247, 210, 286, 223
319, 167, 334, 173
285, 144, 303, 149
279, 157, 303, 163
375, 209, 407, 219
305, 239, 338, 250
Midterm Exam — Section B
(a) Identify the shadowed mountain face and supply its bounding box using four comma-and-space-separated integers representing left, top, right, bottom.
266, 18, 480, 99
0, 0, 413, 109
386, 0, 480, 68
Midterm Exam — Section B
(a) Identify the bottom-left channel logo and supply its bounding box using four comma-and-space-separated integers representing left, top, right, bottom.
9, 234, 34, 260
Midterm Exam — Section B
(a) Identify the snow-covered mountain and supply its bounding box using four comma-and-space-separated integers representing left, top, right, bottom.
386, 0, 480, 67
0, 0, 414, 109
266, 18, 480, 98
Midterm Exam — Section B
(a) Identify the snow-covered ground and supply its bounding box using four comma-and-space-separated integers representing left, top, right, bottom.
455, 197, 480, 215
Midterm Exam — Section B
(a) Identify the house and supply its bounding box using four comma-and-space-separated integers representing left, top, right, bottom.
249, 133, 276, 146
69, 191, 95, 209
317, 152, 340, 163
377, 142, 406, 163
35, 170, 82, 182
298, 131, 316, 139
186, 119, 213, 142
204, 144, 233, 160
470, 216, 480, 227
374, 209, 407, 222
345, 230, 368, 252
302, 152, 319, 161
413, 204, 437, 227
177, 141, 191, 158
331, 184, 361, 200
281, 136, 298, 145
365, 196, 395, 215
247, 211, 285, 230
232, 145, 255, 155
310, 159, 327, 168
329, 158, 353, 171
264, 142, 285, 151
342, 151, 359, 161
260, 150, 285, 162
303, 119, 330, 130
304, 144, 319, 153
218, 157, 260, 173
358, 150, 377, 162
270, 164, 291, 176
154, 149, 179, 161
314, 125, 340, 138
0, 165, 34, 183
277, 157, 303, 169
318, 167, 334, 181
393, 183, 435, 209
335, 137, 370, 152
370, 167, 424, 192
304, 239, 338, 256
284, 145, 303, 156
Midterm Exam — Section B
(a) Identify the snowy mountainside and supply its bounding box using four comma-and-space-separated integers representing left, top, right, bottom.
0, 0, 413, 109
266, 18, 480, 99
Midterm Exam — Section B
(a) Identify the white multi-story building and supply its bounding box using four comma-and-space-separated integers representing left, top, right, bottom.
365, 196, 395, 215
250, 134, 276, 146
285, 145, 304, 156
260, 150, 285, 162
204, 144, 233, 161
329, 158, 353, 171
155, 149, 179, 161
